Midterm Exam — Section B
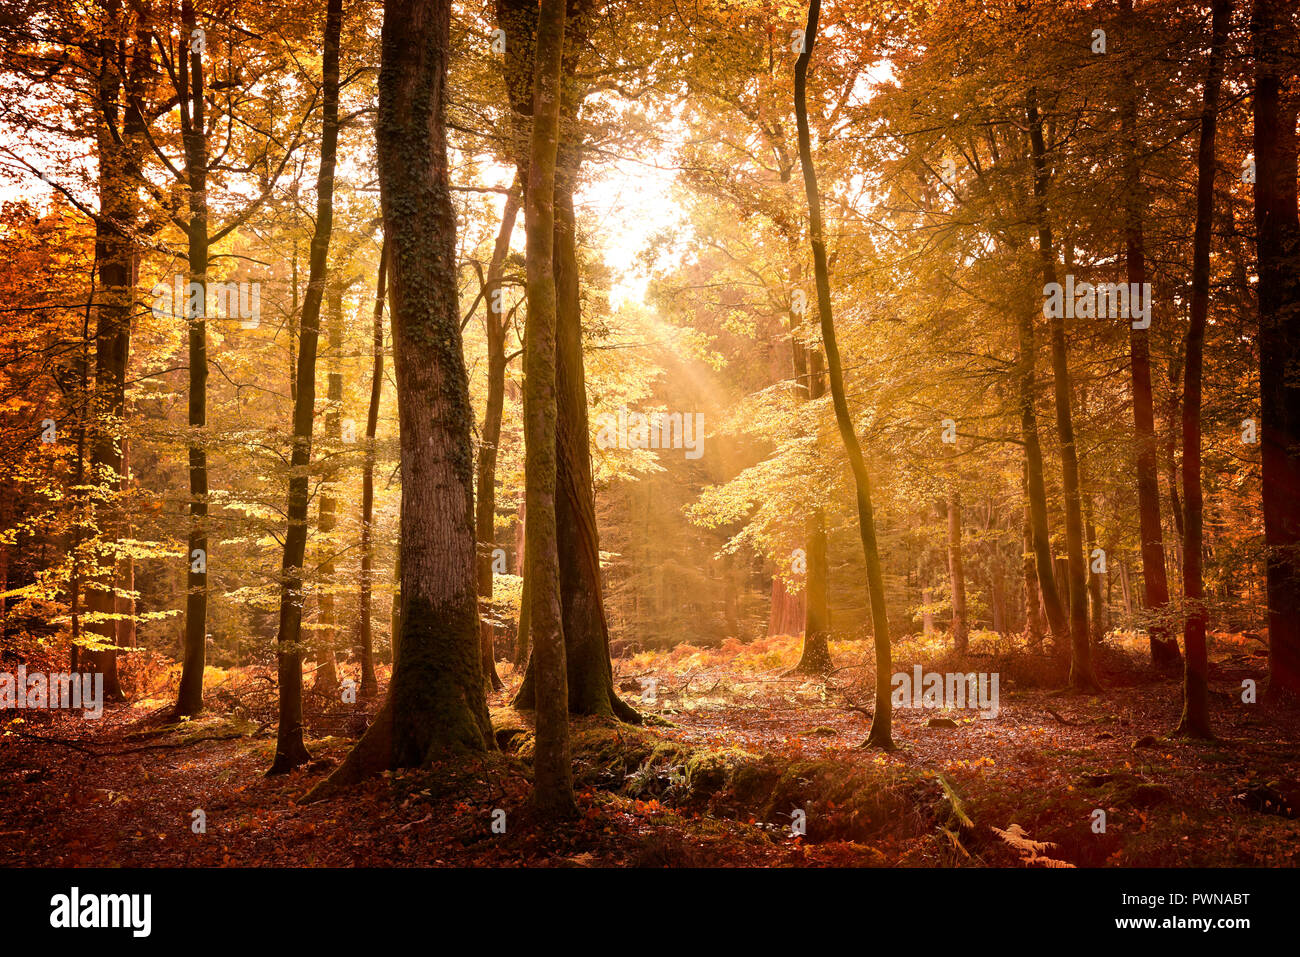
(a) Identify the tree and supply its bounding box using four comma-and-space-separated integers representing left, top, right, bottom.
522, 0, 576, 818
270, 0, 343, 775
795, 0, 893, 750
473, 180, 521, 693
498, 0, 638, 722
83, 0, 156, 701
309, 0, 493, 798
162, 1, 310, 717
1028, 87, 1099, 693
947, 484, 969, 653
357, 237, 388, 701
1253, 0, 1300, 702
792, 280, 833, 674
1178, 0, 1232, 739
1119, 0, 1180, 670
313, 279, 347, 693
173, 0, 214, 718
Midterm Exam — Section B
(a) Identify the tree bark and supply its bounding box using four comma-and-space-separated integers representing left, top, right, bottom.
501, 0, 638, 721
1015, 281, 1070, 649
947, 485, 969, 653
1253, 0, 1300, 701
269, 0, 343, 775
357, 238, 388, 701
1119, 0, 1180, 669
84, 1, 149, 701
314, 281, 345, 694
474, 181, 521, 693
310, 0, 495, 801
1028, 88, 1099, 692
795, 0, 893, 748
522, 0, 576, 818
175, 0, 210, 718
792, 300, 832, 674
1178, 0, 1231, 738
769, 571, 806, 637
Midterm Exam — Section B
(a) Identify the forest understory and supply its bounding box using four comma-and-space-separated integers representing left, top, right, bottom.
4, 632, 1296, 868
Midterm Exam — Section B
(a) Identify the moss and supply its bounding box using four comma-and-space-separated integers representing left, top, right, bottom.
454, 714, 934, 846
170, 713, 257, 744
1078, 770, 1173, 809
759, 759, 917, 842
731, 758, 784, 805
684, 747, 759, 796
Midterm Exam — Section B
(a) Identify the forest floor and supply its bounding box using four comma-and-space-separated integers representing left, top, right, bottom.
2, 631, 1298, 867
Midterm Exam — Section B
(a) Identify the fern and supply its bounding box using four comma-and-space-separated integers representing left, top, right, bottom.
991, 823, 1076, 868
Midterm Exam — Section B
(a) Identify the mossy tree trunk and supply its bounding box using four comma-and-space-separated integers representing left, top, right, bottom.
307, 0, 493, 800
522, 0, 577, 818
498, 0, 637, 722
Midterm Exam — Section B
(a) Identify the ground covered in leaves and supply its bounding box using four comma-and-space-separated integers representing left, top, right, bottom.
2, 632, 1298, 867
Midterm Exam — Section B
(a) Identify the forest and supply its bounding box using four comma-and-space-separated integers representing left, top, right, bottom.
0, 0, 1297, 899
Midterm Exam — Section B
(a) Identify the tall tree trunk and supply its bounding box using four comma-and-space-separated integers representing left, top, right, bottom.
1178, 0, 1231, 738
502, 0, 638, 721
793, 310, 832, 674
769, 571, 806, 637
309, 0, 494, 803
796, 0, 893, 749
1021, 463, 1045, 649
83, 7, 140, 702
1253, 0, 1300, 701
70, 259, 93, 674
474, 181, 521, 693
522, 0, 576, 818
1028, 88, 1099, 692
1015, 284, 1070, 649
1119, 0, 1180, 669
947, 485, 969, 653
269, 0, 343, 774
174, 0, 210, 718
313, 282, 344, 693
358, 238, 388, 700
1084, 509, 1107, 641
